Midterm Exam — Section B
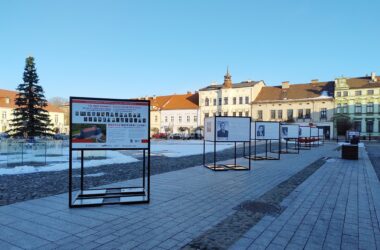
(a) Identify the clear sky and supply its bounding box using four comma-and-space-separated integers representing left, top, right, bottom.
0, 0, 379, 100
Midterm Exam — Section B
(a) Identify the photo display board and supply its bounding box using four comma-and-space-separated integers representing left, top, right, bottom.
311, 127, 318, 137
299, 126, 311, 137
70, 97, 149, 149
318, 129, 324, 137
280, 124, 300, 139
204, 116, 250, 142
251, 122, 280, 140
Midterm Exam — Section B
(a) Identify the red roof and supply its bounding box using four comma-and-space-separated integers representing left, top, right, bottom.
0, 88, 64, 113
148, 93, 199, 110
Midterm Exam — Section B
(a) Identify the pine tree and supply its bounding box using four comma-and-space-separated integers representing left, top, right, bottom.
10, 56, 53, 138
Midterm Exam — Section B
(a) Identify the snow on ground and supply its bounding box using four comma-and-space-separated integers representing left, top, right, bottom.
150, 139, 235, 157
0, 140, 236, 175
0, 151, 138, 175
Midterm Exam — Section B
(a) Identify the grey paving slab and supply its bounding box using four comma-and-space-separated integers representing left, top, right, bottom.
0, 143, 365, 250
239, 145, 380, 250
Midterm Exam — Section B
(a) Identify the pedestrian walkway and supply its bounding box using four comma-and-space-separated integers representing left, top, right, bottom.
0, 143, 377, 249
231, 146, 380, 250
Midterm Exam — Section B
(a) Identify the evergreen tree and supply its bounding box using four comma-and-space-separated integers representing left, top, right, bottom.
10, 56, 53, 138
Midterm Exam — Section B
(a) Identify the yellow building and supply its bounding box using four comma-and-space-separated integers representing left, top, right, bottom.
198, 69, 265, 125
0, 89, 65, 134
252, 80, 335, 139
334, 73, 380, 137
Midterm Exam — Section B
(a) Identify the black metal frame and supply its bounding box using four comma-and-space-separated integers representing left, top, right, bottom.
244, 121, 281, 160
278, 123, 300, 154
68, 97, 150, 208
298, 126, 312, 150
203, 116, 251, 171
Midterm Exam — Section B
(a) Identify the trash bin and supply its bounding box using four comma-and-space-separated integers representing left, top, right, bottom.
342, 144, 358, 160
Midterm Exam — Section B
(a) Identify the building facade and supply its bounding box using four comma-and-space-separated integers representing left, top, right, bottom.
198, 69, 265, 125
0, 89, 65, 134
147, 93, 200, 135
252, 80, 335, 139
334, 73, 380, 137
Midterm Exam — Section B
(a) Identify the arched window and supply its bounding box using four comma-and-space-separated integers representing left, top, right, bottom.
205, 98, 209, 106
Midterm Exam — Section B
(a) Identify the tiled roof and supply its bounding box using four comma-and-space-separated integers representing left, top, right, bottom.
0, 88, 64, 113
147, 93, 199, 110
254, 81, 334, 103
345, 76, 380, 89
199, 81, 260, 91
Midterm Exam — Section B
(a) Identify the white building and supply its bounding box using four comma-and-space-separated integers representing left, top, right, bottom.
147, 93, 200, 135
198, 69, 265, 125
0, 89, 65, 134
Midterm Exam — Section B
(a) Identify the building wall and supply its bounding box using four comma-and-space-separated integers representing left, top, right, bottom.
198, 81, 265, 125
0, 107, 65, 134
150, 110, 161, 135
160, 109, 199, 134
335, 78, 380, 136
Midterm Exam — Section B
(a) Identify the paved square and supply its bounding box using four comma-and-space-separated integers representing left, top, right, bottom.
0, 143, 379, 249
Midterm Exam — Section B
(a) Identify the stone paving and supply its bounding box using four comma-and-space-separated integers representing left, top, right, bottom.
230, 146, 380, 250
0, 142, 378, 249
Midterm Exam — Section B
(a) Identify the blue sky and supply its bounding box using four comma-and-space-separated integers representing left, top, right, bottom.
0, 0, 379, 99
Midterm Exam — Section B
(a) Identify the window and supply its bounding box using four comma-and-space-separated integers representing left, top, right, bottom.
270, 110, 276, 119
178, 116, 182, 123
367, 90, 374, 95
1, 112, 6, 119
367, 103, 374, 113
355, 90, 362, 96
224, 97, 228, 105
257, 110, 263, 120
218, 112, 222, 116
245, 111, 249, 117
343, 103, 348, 113
194, 116, 197, 122
205, 98, 209, 106
224, 112, 228, 116
245, 96, 249, 104
355, 104, 362, 113
278, 110, 283, 119
204, 113, 209, 118
320, 108, 327, 119
233, 97, 237, 105
239, 97, 243, 105
354, 121, 361, 132
55, 115, 58, 124
343, 91, 348, 97
287, 109, 293, 120
155, 115, 158, 122
297, 109, 303, 119
187, 116, 190, 122
233, 112, 236, 117
213, 99, 216, 106
218, 98, 222, 105
366, 120, 374, 133
165, 116, 168, 122
239, 112, 243, 117
336, 92, 341, 97
336, 104, 342, 114
171, 116, 174, 122
305, 109, 311, 119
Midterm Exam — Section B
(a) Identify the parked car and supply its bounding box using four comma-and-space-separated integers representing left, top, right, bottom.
188, 133, 203, 140
168, 133, 182, 140
152, 133, 168, 139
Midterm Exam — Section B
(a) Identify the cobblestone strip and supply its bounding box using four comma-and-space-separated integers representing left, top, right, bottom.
183, 157, 328, 249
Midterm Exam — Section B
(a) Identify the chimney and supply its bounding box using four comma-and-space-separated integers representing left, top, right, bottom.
371, 72, 377, 82
187, 91, 192, 94
153, 95, 156, 100
282, 81, 290, 89
311, 79, 318, 87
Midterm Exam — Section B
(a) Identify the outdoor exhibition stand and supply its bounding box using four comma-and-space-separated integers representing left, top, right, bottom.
310, 127, 319, 147
203, 116, 251, 171
298, 126, 312, 150
318, 128, 324, 145
244, 121, 281, 160
278, 123, 300, 154
69, 97, 150, 208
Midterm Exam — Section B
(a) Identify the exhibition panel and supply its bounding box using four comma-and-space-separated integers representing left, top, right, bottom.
245, 121, 281, 160
69, 97, 150, 207
279, 123, 300, 154
299, 126, 312, 150
203, 116, 251, 171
